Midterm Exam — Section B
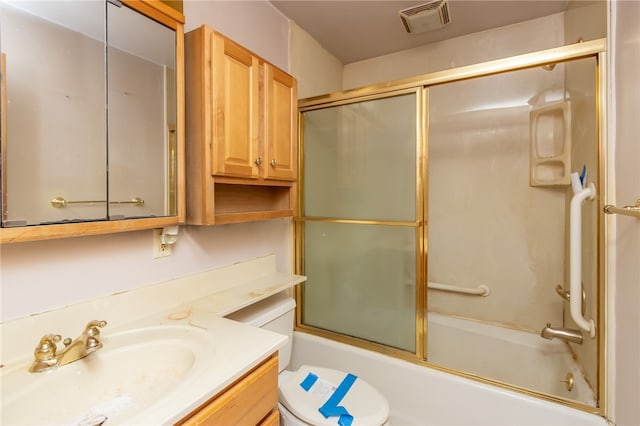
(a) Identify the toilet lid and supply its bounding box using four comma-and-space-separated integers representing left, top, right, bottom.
279, 365, 389, 426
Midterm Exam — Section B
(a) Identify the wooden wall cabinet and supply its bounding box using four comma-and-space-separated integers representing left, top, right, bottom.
185, 25, 298, 225
178, 354, 279, 426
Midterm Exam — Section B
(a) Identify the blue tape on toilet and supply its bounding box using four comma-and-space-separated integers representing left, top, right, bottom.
319, 373, 357, 426
300, 372, 318, 391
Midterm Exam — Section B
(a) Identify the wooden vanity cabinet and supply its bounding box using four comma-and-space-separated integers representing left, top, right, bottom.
185, 25, 298, 225
177, 354, 279, 426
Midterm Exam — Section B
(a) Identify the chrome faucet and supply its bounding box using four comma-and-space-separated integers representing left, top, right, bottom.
29, 320, 107, 373
540, 323, 583, 344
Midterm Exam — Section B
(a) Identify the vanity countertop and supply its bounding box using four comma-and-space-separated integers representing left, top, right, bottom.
114, 309, 287, 425
0, 254, 306, 425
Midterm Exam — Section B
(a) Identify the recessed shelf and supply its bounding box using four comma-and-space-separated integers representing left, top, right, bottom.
213, 184, 294, 224
529, 100, 571, 187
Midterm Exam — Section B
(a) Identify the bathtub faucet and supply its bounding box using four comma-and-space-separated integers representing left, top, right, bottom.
540, 323, 583, 344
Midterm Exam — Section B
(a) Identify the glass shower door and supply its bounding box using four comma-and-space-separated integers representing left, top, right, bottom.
426, 56, 600, 408
300, 90, 420, 352
297, 43, 604, 412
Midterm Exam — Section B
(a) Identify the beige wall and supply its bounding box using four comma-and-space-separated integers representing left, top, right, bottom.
289, 22, 343, 99
183, 0, 289, 72
565, 2, 607, 44
609, 1, 640, 424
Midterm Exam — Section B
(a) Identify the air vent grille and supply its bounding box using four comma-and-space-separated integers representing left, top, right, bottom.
402, 0, 445, 16
399, 0, 451, 34
440, 1, 450, 25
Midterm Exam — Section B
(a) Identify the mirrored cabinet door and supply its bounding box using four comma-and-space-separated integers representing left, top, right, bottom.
107, 1, 178, 219
0, 0, 185, 242
1, 0, 108, 226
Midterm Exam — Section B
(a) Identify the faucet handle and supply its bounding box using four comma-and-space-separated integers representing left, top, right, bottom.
84, 320, 107, 336
83, 321, 107, 353
34, 334, 61, 361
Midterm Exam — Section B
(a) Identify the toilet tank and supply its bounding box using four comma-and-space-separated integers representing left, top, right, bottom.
225, 291, 296, 372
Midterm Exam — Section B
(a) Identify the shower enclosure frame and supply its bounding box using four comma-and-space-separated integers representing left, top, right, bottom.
294, 38, 607, 415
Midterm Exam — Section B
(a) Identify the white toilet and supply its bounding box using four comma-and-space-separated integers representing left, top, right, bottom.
226, 292, 390, 426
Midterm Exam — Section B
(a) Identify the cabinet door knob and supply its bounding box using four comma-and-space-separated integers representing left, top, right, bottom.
254, 157, 262, 166
270, 159, 277, 167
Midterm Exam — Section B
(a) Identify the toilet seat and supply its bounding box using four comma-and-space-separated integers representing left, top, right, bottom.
279, 365, 390, 426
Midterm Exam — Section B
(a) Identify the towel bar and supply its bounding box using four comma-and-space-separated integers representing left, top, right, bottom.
51, 197, 145, 208
604, 199, 640, 218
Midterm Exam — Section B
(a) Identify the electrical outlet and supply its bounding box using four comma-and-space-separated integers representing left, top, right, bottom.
153, 229, 172, 258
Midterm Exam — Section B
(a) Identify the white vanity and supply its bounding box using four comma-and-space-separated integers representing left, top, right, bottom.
0, 255, 305, 425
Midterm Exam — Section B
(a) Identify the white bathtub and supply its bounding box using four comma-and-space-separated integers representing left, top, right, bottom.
290, 326, 607, 425
426, 312, 597, 406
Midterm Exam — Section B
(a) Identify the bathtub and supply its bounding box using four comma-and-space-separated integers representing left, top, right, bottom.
426, 312, 597, 406
290, 319, 607, 425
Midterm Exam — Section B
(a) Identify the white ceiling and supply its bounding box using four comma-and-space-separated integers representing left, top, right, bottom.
268, 0, 572, 64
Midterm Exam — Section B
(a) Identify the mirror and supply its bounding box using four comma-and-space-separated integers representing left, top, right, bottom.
0, 0, 181, 237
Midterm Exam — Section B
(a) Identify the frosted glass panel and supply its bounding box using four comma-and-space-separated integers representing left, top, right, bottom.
303, 221, 416, 352
303, 93, 416, 221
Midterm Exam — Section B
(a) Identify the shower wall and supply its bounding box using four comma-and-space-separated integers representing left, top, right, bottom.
427, 65, 568, 332
564, 2, 607, 45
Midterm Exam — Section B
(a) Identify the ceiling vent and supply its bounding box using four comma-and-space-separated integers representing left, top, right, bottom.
399, 0, 451, 34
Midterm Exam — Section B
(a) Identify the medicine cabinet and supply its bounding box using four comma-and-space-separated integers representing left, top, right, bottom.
0, 0, 185, 243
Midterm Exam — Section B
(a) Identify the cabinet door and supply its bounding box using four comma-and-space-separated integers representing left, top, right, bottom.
264, 63, 297, 181
259, 409, 280, 426
211, 32, 260, 178
178, 355, 279, 426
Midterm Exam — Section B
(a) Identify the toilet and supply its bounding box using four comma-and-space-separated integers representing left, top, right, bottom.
225, 292, 390, 426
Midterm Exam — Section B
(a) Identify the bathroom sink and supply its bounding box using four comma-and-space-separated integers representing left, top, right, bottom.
1, 325, 216, 425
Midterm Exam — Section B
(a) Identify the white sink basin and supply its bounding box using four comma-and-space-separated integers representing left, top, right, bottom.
1, 325, 216, 425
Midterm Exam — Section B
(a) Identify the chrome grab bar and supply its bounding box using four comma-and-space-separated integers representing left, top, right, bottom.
427, 281, 490, 297
51, 197, 144, 208
604, 199, 640, 218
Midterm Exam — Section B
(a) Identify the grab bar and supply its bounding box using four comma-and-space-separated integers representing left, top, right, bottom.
427, 281, 490, 297
555, 284, 586, 316
604, 199, 640, 218
569, 181, 596, 338
51, 197, 145, 208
